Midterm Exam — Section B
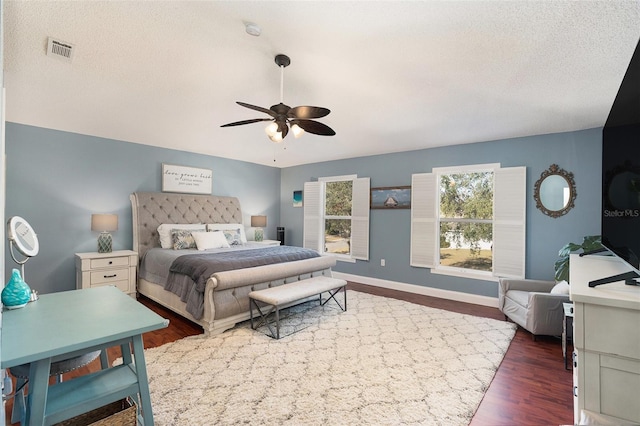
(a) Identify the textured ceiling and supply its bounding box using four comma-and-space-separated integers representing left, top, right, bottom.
4, 1, 640, 168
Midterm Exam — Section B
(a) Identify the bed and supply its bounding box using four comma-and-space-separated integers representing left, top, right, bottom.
130, 192, 337, 335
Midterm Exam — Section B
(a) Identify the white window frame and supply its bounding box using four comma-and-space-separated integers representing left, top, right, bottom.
303, 174, 370, 262
411, 164, 525, 281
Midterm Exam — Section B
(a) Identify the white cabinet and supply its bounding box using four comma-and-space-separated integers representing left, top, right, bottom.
75, 250, 138, 298
570, 254, 640, 424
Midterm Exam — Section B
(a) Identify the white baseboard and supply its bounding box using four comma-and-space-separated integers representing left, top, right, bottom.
332, 272, 499, 308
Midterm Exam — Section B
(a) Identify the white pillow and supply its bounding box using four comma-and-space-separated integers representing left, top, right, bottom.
207, 223, 247, 244
550, 280, 570, 295
157, 223, 205, 249
192, 231, 230, 250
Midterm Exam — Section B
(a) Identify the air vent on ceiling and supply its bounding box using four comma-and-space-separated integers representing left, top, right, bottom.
47, 37, 75, 63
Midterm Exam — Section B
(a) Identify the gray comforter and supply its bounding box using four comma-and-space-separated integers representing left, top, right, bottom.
142, 245, 320, 320
169, 245, 320, 291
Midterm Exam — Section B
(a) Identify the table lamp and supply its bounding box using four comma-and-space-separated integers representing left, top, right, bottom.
251, 215, 267, 242
91, 214, 118, 253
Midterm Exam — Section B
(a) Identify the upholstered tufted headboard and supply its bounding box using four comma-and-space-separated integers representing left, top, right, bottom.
130, 192, 244, 259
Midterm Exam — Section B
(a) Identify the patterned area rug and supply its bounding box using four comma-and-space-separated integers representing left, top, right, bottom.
136, 290, 516, 425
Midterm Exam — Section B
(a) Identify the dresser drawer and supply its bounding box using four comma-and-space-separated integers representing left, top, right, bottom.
583, 304, 640, 359
90, 268, 130, 285
90, 256, 130, 269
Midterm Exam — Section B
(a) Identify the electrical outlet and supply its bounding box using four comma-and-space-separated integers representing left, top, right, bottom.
381, 259, 385, 267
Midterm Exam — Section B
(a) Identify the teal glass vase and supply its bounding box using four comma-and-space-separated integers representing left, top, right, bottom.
2, 269, 31, 309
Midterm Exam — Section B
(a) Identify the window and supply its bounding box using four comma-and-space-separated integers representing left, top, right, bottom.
324, 180, 353, 255
411, 164, 526, 280
303, 175, 370, 261
439, 170, 493, 273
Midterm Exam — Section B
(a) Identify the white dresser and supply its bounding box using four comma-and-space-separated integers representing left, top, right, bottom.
75, 250, 138, 298
570, 253, 640, 424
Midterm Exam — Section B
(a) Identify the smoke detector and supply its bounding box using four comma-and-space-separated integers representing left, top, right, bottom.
245, 22, 261, 37
47, 37, 75, 63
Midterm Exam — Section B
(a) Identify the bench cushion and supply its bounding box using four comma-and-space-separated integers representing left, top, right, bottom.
249, 276, 346, 306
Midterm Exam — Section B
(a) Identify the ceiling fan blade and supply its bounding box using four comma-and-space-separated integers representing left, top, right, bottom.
236, 102, 277, 117
288, 106, 331, 119
220, 118, 273, 127
291, 119, 336, 136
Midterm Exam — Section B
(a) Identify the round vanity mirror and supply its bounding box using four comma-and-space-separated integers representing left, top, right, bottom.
534, 164, 577, 218
7, 216, 39, 258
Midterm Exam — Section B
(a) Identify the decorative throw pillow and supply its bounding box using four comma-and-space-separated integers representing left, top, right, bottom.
550, 280, 570, 295
192, 231, 230, 250
157, 223, 205, 248
222, 228, 244, 246
172, 229, 205, 250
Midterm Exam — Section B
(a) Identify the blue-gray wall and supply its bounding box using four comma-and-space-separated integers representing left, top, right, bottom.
5, 123, 281, 294
5, 123, 602, 299
281, 128, 602, 297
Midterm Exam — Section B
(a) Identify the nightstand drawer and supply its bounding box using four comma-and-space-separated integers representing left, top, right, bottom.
90, 268, 130, 285
91, 280, 130, 292
90, 256, 130, 269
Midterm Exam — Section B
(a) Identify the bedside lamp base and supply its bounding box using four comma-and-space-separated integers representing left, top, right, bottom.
97, 232, 113, 253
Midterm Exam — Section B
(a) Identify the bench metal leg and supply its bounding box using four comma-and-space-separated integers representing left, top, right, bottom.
320, 286, 347, 311
250, 298, 280, 339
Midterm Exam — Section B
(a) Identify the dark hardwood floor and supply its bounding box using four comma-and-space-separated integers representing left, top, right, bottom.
5, 283, 574, 425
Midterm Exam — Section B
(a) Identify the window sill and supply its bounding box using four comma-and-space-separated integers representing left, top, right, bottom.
323, 253, 356, 263
432, 267, 498, 282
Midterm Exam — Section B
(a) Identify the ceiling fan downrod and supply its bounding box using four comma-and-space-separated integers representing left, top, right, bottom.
275, 54, 290, 104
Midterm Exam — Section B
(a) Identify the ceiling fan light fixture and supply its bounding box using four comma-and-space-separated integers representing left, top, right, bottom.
265, 122, 279, 137
291, 124, 304, 138
268, 132, 283, 143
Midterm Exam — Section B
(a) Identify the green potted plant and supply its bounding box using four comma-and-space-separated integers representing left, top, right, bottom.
554, 235, 603, 282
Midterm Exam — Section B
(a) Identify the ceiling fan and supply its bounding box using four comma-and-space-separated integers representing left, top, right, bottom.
221, 54, 336, 143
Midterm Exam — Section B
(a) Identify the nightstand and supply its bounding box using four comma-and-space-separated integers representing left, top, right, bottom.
75, 250, 138, 298
253, 239, 281, 246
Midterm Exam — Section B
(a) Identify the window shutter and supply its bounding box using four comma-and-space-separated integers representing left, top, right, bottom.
351, 177, 370, 260
411, 173, 437, 268
303, 181, 322, 252
493, 166, 526, 278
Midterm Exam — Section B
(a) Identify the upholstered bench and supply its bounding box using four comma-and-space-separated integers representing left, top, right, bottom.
248, 276, 347, 339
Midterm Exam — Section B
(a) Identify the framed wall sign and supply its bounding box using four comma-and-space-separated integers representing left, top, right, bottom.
370, 186, 411, 209
162, 163, 212, 194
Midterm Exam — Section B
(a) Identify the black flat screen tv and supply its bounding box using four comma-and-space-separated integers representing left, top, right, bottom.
600, 38, 640, 286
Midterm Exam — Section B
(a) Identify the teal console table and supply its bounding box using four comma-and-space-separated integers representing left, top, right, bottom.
1, 286, 169, 425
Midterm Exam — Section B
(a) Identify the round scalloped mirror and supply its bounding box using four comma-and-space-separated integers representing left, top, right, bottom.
534, 164, 577, 218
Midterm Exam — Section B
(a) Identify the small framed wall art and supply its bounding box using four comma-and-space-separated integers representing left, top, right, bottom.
162, 163, 212, 194
293, 190, 303, 207
370, 186, 411, 209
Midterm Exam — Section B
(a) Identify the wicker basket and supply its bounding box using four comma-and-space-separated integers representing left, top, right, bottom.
54, 398, 137, 426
